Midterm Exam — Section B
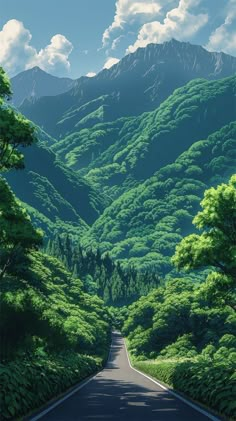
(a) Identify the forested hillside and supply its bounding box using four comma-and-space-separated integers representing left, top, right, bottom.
83, 121, 236, 273
5, 142, 106, 233
0, 69, 111, 420
45, 236, 160, 306
54, 76, 236, 196
7, 75, 236, 267
120, 176, 236, 418
1, 36, 236, 420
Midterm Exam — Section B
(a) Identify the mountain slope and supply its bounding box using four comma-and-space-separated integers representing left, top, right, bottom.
82, 122, 236, 273
11, 66, 76, 107
5, 143, 107, 236
52, 76, 236, 200
19, 40, 236, 137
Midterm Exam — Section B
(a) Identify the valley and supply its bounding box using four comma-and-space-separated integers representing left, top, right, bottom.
0, 38, 235, 420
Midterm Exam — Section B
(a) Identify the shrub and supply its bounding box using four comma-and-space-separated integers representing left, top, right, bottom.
0, 352, 102, 420
134, 357, 236, 418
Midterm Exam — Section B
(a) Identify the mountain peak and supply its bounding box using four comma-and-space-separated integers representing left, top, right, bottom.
19, 40, 236, 137
11, 67, 76, 106
31, 66, 44, 73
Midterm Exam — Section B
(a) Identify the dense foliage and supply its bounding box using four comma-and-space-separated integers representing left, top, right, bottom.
0, 68, 111, 420
5, 142, 106, 231
5, 72, 236, 276
83, 121, 236, 272
134, 357, 236, 418
58, 76, 236, 193
46, 235, 160, 305
0, 68, 35, 172
122, 176, 236, 418
0, 352, 102, 419
0, 178, 42, 281
123, 278, 235, 359
1, 48, 235, 419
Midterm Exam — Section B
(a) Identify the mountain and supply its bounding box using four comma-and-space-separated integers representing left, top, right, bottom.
11, 66, 76, 107
5, 142, 107, 236
7, 43, 236, 274
53, 76, 236, 198
74, 75, 236, 273
19, 40, 236, 137
82, 121, 236, 273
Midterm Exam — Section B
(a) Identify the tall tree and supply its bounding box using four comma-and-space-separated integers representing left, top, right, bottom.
0, 67, 42, 279
0, 67, 35, 171
172, 175, 236, 306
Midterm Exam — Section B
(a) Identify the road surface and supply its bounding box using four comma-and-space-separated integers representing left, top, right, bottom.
31, 332, 219, 421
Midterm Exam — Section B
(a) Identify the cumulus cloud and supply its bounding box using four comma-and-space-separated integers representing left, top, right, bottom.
0, 19, 73, 76
103, 57, 120, 69
29, 34, 73, 74
86, 72, 96, 77
127, 0, 208, 53
102, 0, 164, 47
0, 20, 35, 76
205, 0, 236, 56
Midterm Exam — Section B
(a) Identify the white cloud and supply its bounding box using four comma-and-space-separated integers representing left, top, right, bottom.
111, 35, 125, 50
0, 19, 73, 77
0, 20, 36, 76
86, 72, 96, 77
127, 0, 208, 53
103, 57, 120, 69
29, 34, 73, 74
102, 0, 163, 47
205, 1, 236, 56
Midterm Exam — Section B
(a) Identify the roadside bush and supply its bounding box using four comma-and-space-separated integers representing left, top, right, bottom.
0, 352, 102, 420
134, 357, 236, 418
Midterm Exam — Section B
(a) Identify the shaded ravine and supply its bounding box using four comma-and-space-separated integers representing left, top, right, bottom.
30, 332, 220, 421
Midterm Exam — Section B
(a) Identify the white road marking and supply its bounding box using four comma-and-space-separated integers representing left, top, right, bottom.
29, 335, 221, 421
123, 339, 221, 421
29, 341, 114, 421
29, 372, 101, 421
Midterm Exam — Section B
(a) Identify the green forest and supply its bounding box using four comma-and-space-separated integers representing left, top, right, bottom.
0, 50, 236, 421
0, 68, 111, 419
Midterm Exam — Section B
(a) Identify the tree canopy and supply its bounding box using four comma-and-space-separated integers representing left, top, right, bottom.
0, 67, 35, 171
172, 175, 236, 281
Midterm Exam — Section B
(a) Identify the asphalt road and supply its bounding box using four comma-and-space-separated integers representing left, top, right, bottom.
32, 332, 219, 421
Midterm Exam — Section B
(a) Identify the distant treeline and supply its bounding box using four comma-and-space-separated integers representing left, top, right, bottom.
45, 236, 160, 306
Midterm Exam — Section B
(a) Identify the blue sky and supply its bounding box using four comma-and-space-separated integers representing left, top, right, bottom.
0, 0, 236, 79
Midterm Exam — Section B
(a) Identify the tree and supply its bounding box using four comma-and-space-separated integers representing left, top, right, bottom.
0, 68, 42, 279
0, 179, 42, 280
172, 176, 236, 306
0, 67, 36, 171
172, 175, 236, 278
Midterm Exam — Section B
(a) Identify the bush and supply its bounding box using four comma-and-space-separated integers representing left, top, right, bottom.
0, 352, 102, 420
134, 357, 236, 418
135, 360, 178, 386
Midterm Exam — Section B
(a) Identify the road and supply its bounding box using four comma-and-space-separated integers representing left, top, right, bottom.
31, 332, 219, 421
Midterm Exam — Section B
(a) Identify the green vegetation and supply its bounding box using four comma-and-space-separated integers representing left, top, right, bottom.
20, 41, 236, 140
1, 352, 102, 420
7, 73, 236, 275
54, 76, 236, 195
0, 179, 42, 281
0, 68, 111, 420
134, 358, 236, 419
5, 142, 106, 230
0, 69, 35, 171
1, 53, 236, 419
45, 235, 160, 306
122, 176, 236, 418
83, 121, 236, 273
